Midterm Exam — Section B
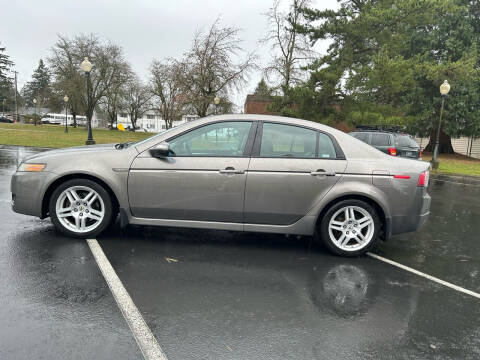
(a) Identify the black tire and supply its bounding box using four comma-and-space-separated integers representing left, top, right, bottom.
315, 199, 381, 257
49, 179, 114, 238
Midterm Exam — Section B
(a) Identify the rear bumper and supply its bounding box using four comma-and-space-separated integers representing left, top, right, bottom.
389, 190, 431, 237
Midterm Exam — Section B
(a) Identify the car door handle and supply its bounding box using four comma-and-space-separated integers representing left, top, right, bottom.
311, 169, 335, 176
219, 167, 245, 174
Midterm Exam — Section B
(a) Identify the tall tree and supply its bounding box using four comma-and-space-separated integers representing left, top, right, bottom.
49, 34, 130, 128
51, 76, 83, 126
294, 0, 480, 153
0, 44, 15, 113
150, 59, 185, 129
262, 0, 312, 94
21, 59, 52, 108
100, 65, 132, 129
253, 78, 273, 97
124, 76, 152, 130
181, 18, 256, 117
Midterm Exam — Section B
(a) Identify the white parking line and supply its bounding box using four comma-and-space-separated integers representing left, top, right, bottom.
87, 239, 168, 360
367, 252, 480, 300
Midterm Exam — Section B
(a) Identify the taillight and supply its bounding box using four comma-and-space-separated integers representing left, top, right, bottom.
419, 149, 423, 159
417, 170, 429, 187
388, 147, 397, 156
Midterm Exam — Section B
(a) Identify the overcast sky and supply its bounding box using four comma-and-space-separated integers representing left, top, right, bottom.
2, 0, 339, 110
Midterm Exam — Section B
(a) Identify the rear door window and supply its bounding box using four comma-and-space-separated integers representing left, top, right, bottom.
370, 134, 391, 146
260, 123, 317, 158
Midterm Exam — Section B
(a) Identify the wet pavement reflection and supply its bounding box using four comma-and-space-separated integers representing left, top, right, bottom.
1, 145, 480, 359
0, 146, 141, 360
375, 175, 480, 291
99, 226, 480, 359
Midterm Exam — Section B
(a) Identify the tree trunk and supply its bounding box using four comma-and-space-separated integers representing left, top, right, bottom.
109, 113, 116, 130
424, 128, 455, 154
72, 112, 77, 127
130, 114, 137, 131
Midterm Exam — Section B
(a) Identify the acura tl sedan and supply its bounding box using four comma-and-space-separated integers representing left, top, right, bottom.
11, 115, 431, 256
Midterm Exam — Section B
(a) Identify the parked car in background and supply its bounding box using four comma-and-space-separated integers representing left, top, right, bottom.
349, 125, 421, 159
0, 115, 13, 123
11, 115, 431, 257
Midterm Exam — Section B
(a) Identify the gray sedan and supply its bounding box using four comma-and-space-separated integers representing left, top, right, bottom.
11, 115, 431, 256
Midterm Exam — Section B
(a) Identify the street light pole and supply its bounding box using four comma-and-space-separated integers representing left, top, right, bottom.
213, 96, 220, 115
81, 57, 95, 145
213, 96, 220, 142
33, 98, 37, 126
63, 95, 69, 133
432, 80, 451, 169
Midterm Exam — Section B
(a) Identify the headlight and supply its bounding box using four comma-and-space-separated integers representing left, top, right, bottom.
17, 163, 46, 172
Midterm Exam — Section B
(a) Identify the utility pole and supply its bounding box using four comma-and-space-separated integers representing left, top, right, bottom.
14, 71, 19, 123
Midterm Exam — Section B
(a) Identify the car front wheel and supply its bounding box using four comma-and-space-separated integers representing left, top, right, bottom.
49, 179, 113, 238
317, 199, 380, 257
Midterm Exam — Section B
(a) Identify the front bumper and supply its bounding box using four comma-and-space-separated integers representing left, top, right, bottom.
11, 171, 55, 218
390, 190, 431, 236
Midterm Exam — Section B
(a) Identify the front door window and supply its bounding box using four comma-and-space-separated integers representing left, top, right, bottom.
169, 121, 252, 157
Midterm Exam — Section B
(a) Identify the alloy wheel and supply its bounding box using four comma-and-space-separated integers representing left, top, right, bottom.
55, 186, 105, 233
328, 206, 374, 252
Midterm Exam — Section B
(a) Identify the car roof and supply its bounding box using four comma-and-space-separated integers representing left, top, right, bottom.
207, 114, 331, 129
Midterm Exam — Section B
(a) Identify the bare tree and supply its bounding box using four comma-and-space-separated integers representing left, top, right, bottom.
262, 0, 313, 93
150, 59, 185, 129
100, 65, 132, 129
124, 76, 152, 130
182, 18, 257, 117
49, 34, 130, 127
52, 76, 84, 127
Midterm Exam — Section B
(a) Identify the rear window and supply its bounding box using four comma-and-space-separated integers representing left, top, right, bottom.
370, 134, 391, 146
395, 134, 418, 148
350, 132, 370, 143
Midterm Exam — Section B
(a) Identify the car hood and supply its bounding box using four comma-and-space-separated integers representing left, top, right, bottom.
22, 143, 119, 163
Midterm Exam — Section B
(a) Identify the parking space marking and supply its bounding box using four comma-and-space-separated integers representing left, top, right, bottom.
367, 252, 480, 299
87, 239, 168, 360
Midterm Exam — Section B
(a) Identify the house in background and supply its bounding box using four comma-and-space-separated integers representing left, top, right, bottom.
116, 110, 198, 132
243, 95, 276, 115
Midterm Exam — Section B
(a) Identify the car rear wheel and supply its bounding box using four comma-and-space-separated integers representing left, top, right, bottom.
317, 199, 380, 257
49, 179, 113, 238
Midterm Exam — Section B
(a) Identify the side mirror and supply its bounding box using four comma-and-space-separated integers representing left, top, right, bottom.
149, 142, 171, 158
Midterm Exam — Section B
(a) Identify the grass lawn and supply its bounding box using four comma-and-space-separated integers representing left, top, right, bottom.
0, 123, 153, 148
422, 152, 480, 177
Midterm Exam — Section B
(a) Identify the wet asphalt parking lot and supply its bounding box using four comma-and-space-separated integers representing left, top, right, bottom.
1, 145, 480, 359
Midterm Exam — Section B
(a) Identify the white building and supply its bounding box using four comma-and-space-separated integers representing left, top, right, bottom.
415, 136, 480, 160
116, 110, 198, 132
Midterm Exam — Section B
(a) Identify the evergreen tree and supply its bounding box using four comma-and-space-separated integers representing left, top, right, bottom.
280, 0, 480, 152
253, 78, 272, 97
22, 59, 52, 107
0, 44, 14, 112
